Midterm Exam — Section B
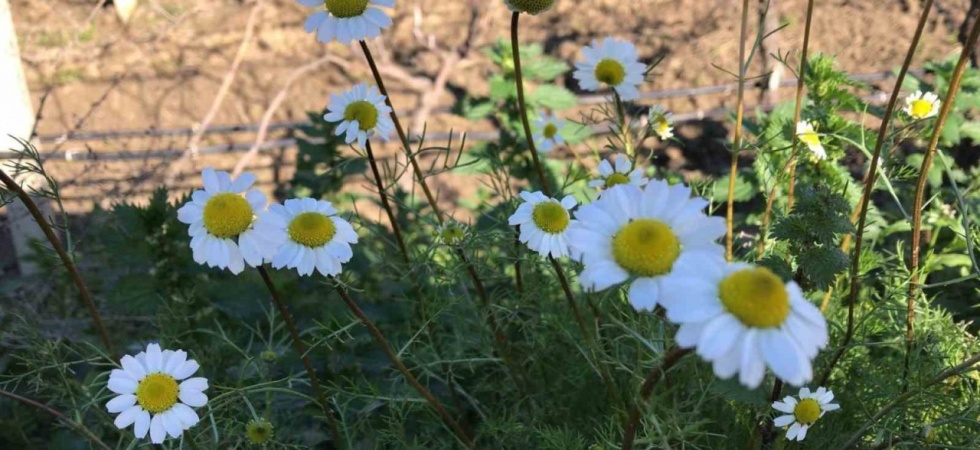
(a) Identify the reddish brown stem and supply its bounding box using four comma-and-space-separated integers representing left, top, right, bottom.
620, 347, 691, 450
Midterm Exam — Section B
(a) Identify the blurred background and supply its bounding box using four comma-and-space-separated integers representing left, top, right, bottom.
2, 0, 979, 276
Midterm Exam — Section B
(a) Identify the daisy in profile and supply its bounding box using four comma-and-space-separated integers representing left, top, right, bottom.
177, 168, 282, 274
323, 83, 395, 148
436, 220, 468, 246
773, 387, 840, 441
268, 198, 358, 277
904, 90, 941, 120
567, 181, 725, 311
508, 191, 577, 258
504, 0, 556, 15
533, 113, 566, 153
588, 154, 646, 191
298, 0, 394, 44
660, 257, 829, 388
796, 120, 827, 161
106, 343, 208, 444
648, 105, 675, 140
573, 37, 645, 101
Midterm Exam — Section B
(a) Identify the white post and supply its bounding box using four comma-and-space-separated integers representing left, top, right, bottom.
1, 0, 49, 276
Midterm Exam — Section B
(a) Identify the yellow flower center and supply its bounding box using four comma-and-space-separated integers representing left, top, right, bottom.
611, 219, 680, 277
531, 201, 570, 234
288, 212, 336, 248
246, 418, 274, 444
440, 225, 466, 245
655, 119, 672, 136
799, 129, 820, 148
594, 59, 626, 86
910, 99, 934, 119
343, 100, 379, 131
203, 193, 254, 238
509, 0, 556, 14
136, 373, 179, 414
718, 267, 790, 328
543, 123, 559, 139
604, 173, 631, 188
324, 0, 369, 18
793, 398, 821, 425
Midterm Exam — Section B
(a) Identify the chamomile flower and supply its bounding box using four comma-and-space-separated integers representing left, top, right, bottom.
588, 154, 647, 191
660, 258, 829, 389
772, 387, 840, 441
436, 221, 468, 246
508, 191, 577, 258
504, 0, 556, 15
648, 105, 675, 140
246, 418, 274, 444
796, 120, 827, 161
106, 343, 208, 444
533, 113, 566, 153
177, 168, 283, 275
567, 181, 725, 311
904, 90, 941, 120
268, 198, 358, 277
298, 0, 394, 44
573, 37, 645, 101
323, 83, 395, 148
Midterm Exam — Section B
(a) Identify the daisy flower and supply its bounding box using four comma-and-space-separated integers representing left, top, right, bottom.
504, 0, 556, 15
648, 105, 675, 140
436, 220, 468, 246
796, 120, 827, 161
106, 343, 208, 444
567, 181, 725, 311
177, 168, 283, 275
660, 258, 829, 389
588, 154, 646, 191
904, 90, 941, 120
323, 83, 395, 149
508, 191, 577, 258
246, 418, 275, 444
573, 37, 645, 101
533, 113, 566, 153
773, 387, 840, 441
268, 198, 358, 277
298, 0, 394, 44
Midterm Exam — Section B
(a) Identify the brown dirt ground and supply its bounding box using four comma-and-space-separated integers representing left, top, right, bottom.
4, 0, 972, 216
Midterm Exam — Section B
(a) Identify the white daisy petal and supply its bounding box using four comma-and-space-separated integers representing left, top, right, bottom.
106, 394, 137, 414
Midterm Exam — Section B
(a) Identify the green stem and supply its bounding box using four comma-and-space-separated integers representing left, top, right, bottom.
510, 11, 552, 196
363, 140, 410, 262
0, 390, 111, 450
619, 348, 691, 450
725, 0, 751, 263
256, 266, 345, 449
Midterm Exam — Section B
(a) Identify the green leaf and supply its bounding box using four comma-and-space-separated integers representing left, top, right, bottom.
712, 172, 758, 203
798, 246, 849, 290
528, 84, 578, 110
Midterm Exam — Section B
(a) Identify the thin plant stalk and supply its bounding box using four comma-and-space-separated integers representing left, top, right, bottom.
905, 16, 980, 384
817, 0, 935, 386
726, 0, 752, 263
256, 266, 345, 448
757, 0, 815, 259
363, 140, 410, 262
0, 168, 115, 357
510, 12, 552, 196
0, 390, 112, 450
619, 347, 691, 450
331, 280, 475, 448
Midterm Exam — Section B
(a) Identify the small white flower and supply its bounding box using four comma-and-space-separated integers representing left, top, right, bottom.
573, 37, 645, 101
503, 0, 556, 15
177, 168, 283, 275
268, 198, 358, 277
533, 113, 566, 153
298, 0, 394, 44
436, 221, 468, 246
588, 154, 647, 191
567, 182, 725, 311
648, 105, 675, 140
106, 343, 208, 444
660, 258, 829, 389
796, 120, 827, 161
323, 83, 395, 148
904, 90, 941, 120
508, 191, 577, 258
773, 387, 840, 441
